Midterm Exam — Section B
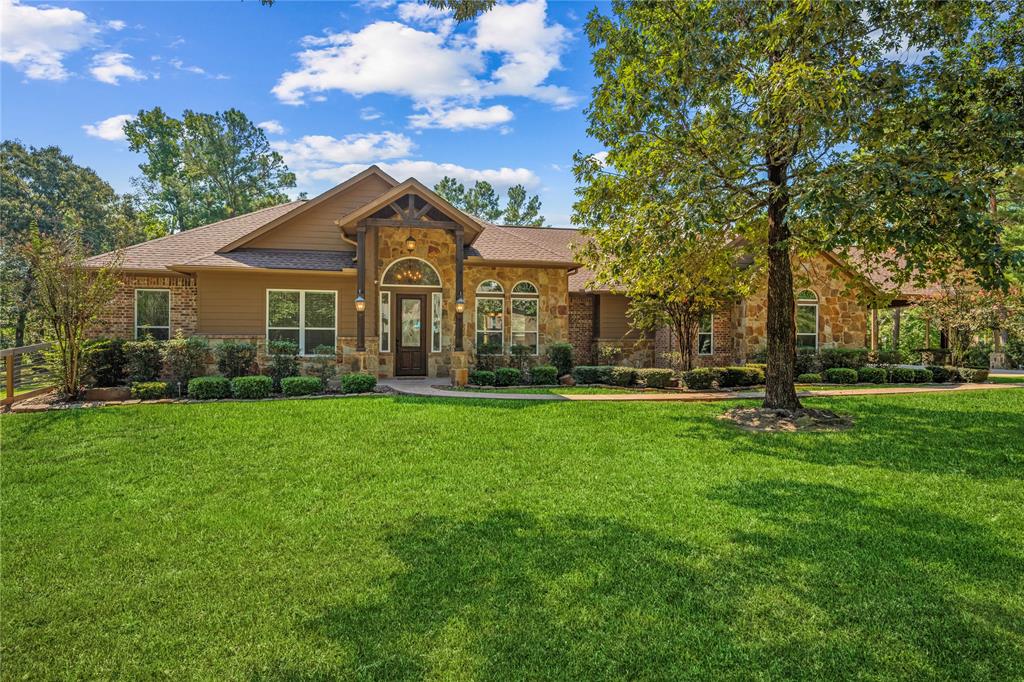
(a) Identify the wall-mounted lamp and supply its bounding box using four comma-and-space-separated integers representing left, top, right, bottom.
354, 294, 366, 313
405, 235, 417, 252
455, 296, 465, 314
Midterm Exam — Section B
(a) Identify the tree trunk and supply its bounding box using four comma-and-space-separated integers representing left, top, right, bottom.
763, 158, 801, 410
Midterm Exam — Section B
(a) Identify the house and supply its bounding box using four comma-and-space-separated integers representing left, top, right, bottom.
85, 165, 870, 377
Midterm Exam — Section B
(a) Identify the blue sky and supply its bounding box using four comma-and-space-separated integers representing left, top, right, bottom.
1, 0, 606, 226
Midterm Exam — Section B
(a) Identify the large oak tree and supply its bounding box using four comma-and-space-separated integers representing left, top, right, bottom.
573, 0, 1022, 409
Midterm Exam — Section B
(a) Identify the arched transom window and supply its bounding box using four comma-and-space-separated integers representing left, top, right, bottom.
476, 280, 504, 352
796, 289, 818, 350
381, 258, 441, 287
511, 281, 539, 355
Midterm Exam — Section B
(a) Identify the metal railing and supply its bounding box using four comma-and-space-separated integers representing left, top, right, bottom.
1, 342, 53, 405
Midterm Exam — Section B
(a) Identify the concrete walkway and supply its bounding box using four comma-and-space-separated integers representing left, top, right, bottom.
379, 378, 1024, 402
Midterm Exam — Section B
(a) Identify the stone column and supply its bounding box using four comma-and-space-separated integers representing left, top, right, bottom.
356, 225, 366, 352
892, 307, 901, 351
454, 228, 464, 352
870, 308, 879, 352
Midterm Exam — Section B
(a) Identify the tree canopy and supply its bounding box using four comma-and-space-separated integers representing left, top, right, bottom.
125, 107, 296, 232
1, 141, 159, 348
574, 0, 1024, 408
434, 177, 545, 226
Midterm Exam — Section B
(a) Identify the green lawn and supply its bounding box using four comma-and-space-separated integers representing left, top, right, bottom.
4, 391, 1023, 680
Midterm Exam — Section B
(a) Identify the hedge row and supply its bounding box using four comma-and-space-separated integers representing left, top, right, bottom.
794, 366, 990, 385
131, 372, 378, 401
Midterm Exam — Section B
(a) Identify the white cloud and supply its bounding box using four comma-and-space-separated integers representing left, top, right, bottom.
90, 51, 145, 84
408, 104, 513, 131
316, 160, 540, 194
360, 107, 382, 121
272, 131, 416, 183
272, 0, 576, 111
0, 0, 98, 80
272, 129, 539, 194
107, 19, 126, 31
169, 57, 228, 79
82, 113, 134, 141
396, 2, 453, 33
257, 120, 286, 135
591, 151, 609, 165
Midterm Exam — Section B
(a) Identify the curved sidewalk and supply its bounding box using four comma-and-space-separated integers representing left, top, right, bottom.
380, 378, 1024, 402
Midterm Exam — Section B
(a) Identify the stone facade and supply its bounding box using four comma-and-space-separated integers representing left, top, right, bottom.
740, 253, 868, 356
90, 274, 198, 339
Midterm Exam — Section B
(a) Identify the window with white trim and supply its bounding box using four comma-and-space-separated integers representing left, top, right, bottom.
267, 289, 337, 355
475, 280, 504, 352
380, 291, 391, 352
511, 281, 539, 354
431, 292, 442, 352
796, 290, 819, 350
135, 289, 170, 340
697, 314, 713, 355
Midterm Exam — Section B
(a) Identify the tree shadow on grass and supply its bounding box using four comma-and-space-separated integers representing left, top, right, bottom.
669, 397, 1024, 479
253, 491, 1023, 681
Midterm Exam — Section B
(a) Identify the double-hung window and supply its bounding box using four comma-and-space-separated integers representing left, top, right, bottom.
267, 289, 337, 355
135, 289, 170, 340
796, 290, 819, 350
475, 280, 504, 352
697, 314, 713, 355
510, 281, 539, 354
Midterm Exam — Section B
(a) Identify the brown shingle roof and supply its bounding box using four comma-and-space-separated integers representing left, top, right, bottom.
181, 248, 356, 271
466, 224, 582, 264
83, 201, 306, 271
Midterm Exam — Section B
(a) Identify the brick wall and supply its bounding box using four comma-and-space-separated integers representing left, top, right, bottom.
568, 293, 595, 364
90, 274, 198, 339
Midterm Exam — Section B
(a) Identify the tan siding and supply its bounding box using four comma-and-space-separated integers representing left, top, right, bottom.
197, 271, 357, 336
246, 175, 392, 250
598, 293, 644, 340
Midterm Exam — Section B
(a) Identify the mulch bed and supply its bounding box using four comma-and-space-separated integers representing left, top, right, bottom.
719, 406, 853, 432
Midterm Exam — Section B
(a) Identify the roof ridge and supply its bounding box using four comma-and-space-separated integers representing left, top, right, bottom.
85, 200, 305, 262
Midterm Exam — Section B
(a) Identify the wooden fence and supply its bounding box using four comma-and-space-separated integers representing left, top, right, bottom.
1, 342, 53, 405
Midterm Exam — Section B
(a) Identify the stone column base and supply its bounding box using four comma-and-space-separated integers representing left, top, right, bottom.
990, 351, 1008, 370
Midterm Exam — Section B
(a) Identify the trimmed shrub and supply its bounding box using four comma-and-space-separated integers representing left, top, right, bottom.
945, 366, 964, 382
635, 368, 673, 388
857, 366, 888, 384
926, 365, 952, 383
797, 372, 823, 383
187, 376, 230, 400
85, 338, 127, 387
267, 340, 299, 390
529, 365, 558, 385
124, 337, 162, 383
163, 333, 210, 387
231, 375, 273, 399
572, 365, 614, 384
824, 367, 858, 384
130, 381, 167, 400
281, 376, 323, 396
216, 341, 258, 379
547, 342, 574, 377
873, 349, 904, 367
608, 366, 637, 387
912, 368, 934, 383
958, 367, 989, 383
963, 346, 991, 369
341, 372, 377, 393
308, 344, 338, 387
795, 349, 819, 375
819, 347, 869, 370
494, 367, 523, 387
469, 370, 496, 386
683, 367, 720, 390
718, 366, 764, 388
889, 367, 915, 383
509, 344, 534, 372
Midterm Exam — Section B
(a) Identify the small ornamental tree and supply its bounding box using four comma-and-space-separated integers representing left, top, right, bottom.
574, 217, 759, 371
21, 229, 120, 398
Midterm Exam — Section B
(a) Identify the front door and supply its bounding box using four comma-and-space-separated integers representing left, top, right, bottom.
395, 294, 427, 376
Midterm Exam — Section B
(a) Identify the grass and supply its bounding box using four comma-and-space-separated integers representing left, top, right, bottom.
3, 391, 1024, 680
